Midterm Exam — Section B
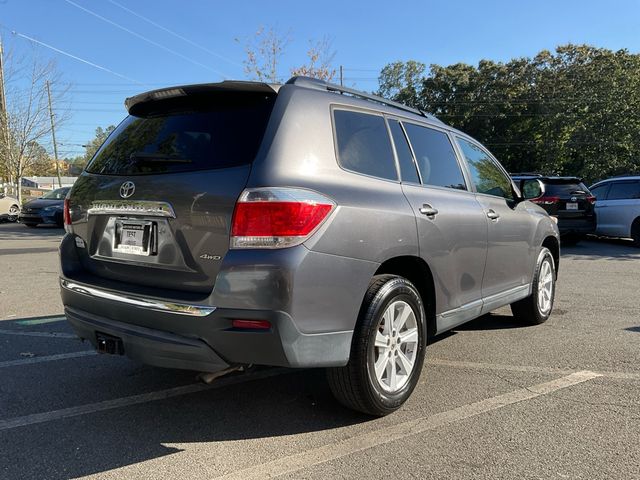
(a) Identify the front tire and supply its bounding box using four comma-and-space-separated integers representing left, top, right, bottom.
7, 205, 19, 222
511, 247, 556, 325
327, 275, 427, 416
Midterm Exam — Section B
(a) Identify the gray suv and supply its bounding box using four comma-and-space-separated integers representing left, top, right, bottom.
59, 77, 560, 415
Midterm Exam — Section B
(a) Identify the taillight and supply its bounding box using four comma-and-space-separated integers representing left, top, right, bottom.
587, 195, 596, 204
531, 196, 560, 205
230, 187, 335, 249
63, 198, 72, 229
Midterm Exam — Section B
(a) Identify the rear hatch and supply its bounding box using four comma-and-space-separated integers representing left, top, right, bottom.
67, 82, 277, 294
544, 179, 595, 218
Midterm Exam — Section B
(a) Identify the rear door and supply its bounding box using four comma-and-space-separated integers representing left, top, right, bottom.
390, 119, 488, 328
68, 85, 277, 294
595, 181, 640, 237
590, 183, 613, 235
455, 136, 534, 299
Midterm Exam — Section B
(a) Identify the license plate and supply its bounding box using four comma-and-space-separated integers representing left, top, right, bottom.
566, 202, 578, 210
113, 220, 155, 255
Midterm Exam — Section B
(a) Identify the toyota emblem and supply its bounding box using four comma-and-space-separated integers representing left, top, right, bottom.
119, 181, 136, 199
570, 196, 577, 202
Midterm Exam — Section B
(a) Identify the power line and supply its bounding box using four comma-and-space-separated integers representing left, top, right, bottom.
106, 0, 243, 69
63, 0, 228, 79
8, 28, 143, 85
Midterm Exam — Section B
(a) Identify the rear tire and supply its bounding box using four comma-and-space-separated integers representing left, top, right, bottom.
631, 218, 640, 248
561, 234, 580, 246
327, 275, 427, 416
511, 247, 556, 325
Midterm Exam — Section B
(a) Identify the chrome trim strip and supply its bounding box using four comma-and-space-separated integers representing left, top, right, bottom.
60, 279, 215, 317
435, 283, 532, 334
436, 299, 483, 334
480, 284, 531, 315
88, 200, 176, 218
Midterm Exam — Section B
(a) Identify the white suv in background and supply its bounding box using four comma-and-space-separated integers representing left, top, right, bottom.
590, 176, 640, 246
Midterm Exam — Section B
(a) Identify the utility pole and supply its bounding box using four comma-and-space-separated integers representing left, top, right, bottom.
46, 80, 62, 188
0, 39, 11, 195
339, 65, 343, 86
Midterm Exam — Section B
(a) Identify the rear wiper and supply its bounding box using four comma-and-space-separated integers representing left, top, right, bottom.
129, 152, 192, 163
570, 190, 587, 195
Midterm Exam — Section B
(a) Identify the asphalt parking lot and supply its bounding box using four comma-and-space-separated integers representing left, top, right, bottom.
0, 222, 639, 480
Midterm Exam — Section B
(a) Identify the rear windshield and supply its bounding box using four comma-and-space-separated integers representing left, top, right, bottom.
544, 181, 590, 196
86, 93, 275, 175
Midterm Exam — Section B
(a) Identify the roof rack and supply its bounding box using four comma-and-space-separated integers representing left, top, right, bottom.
286, 76, 441, 123
509, 172, 544, 177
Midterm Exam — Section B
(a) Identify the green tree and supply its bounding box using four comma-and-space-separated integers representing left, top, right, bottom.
81, 125, 116, 167
377, 45, 640, 183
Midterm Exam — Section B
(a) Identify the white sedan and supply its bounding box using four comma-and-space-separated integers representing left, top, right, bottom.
0, 193, 20, 222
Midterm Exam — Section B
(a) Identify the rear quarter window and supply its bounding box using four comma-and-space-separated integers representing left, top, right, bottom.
333, 109, 397, 181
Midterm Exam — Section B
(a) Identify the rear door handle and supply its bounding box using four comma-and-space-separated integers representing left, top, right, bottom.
486, 209, 500, 220
419, 204, 438, 217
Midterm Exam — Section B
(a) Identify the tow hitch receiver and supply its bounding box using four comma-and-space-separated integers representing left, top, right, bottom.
96, 332, 125, 355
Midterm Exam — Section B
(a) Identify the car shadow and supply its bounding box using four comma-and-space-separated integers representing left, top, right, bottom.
0, 222, 64, 239
1, 361, 372, 479
453, 312, 529, 331
560, 237, 639, 261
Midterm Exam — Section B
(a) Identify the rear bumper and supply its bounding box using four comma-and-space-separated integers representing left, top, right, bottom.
557, 216, 596, 235
60, 277, 354, 371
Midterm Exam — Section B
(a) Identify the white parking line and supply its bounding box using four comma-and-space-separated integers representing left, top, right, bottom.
218, 371, 602, 480
0, 350, 97, 368
0, 328, 77, 339
0, 368, 290, 431
428, 358, 640, 381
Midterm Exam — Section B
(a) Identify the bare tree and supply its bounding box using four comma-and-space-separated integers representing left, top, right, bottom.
238, 27, 337, 83
0, 47, 69, 202
239, 26, 291, 83
291, 36, 337, 81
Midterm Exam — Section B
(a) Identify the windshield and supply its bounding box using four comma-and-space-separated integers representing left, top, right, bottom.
42, 188, 69, 200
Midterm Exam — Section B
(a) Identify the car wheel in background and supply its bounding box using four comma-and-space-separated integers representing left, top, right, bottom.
631, 218, 640, 248
511, 247, 556, 325
561, 234, 581, 246
327, 274, 427, 416
7, 205, 20, 222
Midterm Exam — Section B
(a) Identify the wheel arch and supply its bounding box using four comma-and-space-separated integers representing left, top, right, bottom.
542, 235, 560, 277
374, 255, 437, 337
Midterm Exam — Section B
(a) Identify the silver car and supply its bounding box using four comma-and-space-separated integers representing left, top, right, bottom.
0, 192, 20, 222
60, 77, 560, 415
590, 176, 640, 246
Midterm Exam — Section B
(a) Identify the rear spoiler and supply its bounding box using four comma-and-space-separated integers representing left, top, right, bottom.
125, 81, 280, 115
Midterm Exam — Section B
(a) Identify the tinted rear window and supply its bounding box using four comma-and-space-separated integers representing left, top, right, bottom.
86, 93, 275, 175
333, 110, 397, 181
607, 181, 640, 200
544, 181, 590, 196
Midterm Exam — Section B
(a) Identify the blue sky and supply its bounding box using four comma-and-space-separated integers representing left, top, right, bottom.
2, 0, 640, 159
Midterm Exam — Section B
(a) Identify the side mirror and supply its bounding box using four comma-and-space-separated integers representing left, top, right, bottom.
520, 179, 546, 200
